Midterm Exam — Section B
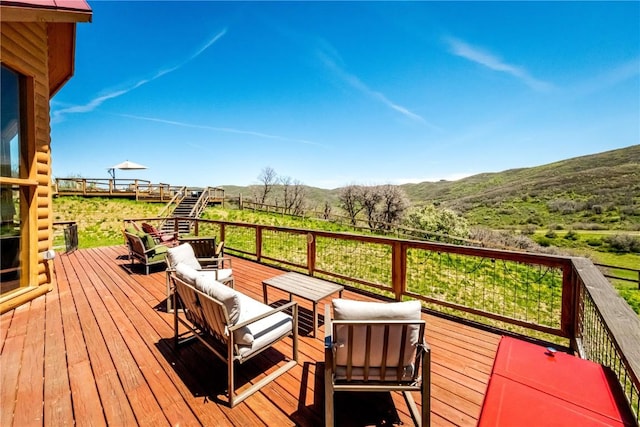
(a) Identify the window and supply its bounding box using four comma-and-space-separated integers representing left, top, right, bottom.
1, 64, 27, 294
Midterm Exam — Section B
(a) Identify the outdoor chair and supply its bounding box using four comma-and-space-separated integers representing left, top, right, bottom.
169, 264, 298, 407
178, 236, 225, 267
123, 230, 168, 275
165, 243, 234, 311
142, 222, 178, 246
324, 299, 431, 427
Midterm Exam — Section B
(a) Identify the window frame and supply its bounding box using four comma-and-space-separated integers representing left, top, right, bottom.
0, 63, 37, 293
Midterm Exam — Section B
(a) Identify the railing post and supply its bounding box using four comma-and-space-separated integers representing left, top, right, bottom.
561, 262, 577, 346
220, 223, 225, 244
391, 242, 406, 301
307, 233, 316, 276
194, 219, 199, 236
256, 225, 262, 262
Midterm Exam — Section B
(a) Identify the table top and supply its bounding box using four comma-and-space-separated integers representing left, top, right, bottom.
262, 272, 344, 303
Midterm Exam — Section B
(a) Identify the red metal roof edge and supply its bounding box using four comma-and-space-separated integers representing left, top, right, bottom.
0, 0, 91, 13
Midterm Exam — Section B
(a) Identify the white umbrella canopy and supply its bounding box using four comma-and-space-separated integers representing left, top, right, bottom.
108, 160, 148, 179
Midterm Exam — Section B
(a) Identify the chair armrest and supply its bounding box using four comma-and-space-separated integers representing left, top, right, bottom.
324, 304, 333, 349
143, 246, 160, 255
201, 257, 232, 269
229, 300, 298, 331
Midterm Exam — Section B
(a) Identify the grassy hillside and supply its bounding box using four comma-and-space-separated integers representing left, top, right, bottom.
52, 198, 639, 314
222, 145, 640, 230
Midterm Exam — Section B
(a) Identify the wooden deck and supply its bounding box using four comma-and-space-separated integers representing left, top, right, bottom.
1, 245, 501, 426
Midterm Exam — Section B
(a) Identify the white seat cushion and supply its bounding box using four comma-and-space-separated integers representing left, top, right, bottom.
167, 243, 202, 270
210, 268, 233, 281
235, 293, 292, 356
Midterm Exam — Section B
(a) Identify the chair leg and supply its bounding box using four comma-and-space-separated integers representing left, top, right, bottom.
404, 391, 422, 427
422, 349, 431, 427
324, 366, 334, 426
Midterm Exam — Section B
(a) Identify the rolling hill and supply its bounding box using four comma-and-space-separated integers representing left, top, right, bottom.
222, 145, 640, 230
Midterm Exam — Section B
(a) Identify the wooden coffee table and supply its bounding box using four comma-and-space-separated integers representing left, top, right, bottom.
262, 272, 344, 337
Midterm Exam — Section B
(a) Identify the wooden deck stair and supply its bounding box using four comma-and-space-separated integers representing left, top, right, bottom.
160, 188, 218, 235
161, 194, 199, 235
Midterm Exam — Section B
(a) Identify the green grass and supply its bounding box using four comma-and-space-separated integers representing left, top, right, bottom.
53, 197, 639, 315
53, 196, 166, 248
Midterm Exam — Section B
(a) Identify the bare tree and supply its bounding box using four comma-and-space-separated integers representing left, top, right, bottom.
290, 180, 307, 215
361, 186, 383, 229
322, 201, 332, 220
280, 175, 293, 212
338, 184, 363, 226
257, 166, 277, 204
376, 184, 409, 230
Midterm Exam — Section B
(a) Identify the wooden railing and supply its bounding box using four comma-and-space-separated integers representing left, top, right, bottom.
157, 186, 187, 219
54, 178, 182, 202
596, 263, 640, 290
52, 220, 78, 253
132, 216, 640, 420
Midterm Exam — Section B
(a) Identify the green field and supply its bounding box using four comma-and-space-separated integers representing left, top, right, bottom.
52, 198, 639, 315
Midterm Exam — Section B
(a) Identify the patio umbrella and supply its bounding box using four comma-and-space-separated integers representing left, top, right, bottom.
107, 160, 147, 179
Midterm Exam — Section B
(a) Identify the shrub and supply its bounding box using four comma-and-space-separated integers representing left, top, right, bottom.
537, 237, 552, 247
604, 234, 640, 253
586, 238, 603, 247
545, 230, 557, 238
564, 230, 579, 241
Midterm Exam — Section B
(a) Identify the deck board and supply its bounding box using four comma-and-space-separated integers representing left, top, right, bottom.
0, 245, 502, 426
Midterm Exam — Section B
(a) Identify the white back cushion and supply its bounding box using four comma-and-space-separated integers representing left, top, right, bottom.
175, 262, 199, 285
332, 299, 422, 369
167, 243, 201, 270
195, 275, 240, 324
333, 299, 421, 321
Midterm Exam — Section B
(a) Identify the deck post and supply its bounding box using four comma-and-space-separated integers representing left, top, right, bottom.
561, 262, 576, 344
256, 225, 262, 262
391, 241, 406, 301
307, 232, 316, 276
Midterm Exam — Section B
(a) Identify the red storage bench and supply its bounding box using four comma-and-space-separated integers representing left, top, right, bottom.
478, 336, 635, 426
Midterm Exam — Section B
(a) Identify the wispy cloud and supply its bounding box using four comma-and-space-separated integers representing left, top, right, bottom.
571, 57, 640, 96
444, 36, 553, 92
316, 42, 441, 130
118, 113, 325, 147
52, 29, 228, 123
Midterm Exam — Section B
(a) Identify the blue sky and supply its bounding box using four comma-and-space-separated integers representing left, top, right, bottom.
51, 1, 639, 189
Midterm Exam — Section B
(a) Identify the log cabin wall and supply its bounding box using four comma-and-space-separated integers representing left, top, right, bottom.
0, 0, 93, 312
1, 21, 55, 312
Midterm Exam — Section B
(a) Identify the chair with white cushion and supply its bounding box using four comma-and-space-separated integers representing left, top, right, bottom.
165, 243, 234, 311
324, 299, 430, 426
169, 265, 298, 407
